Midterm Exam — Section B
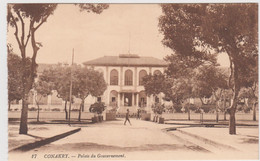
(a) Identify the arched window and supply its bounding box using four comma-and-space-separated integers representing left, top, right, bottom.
110, 69, 118, 85
139, 70, 147, 85
153, 70, 162, 75
125, 70, 133, 86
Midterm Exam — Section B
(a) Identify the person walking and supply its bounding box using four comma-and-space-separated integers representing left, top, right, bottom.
124, 109, 132, 125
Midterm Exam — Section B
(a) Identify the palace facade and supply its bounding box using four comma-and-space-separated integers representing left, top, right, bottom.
83, 54, 167, 113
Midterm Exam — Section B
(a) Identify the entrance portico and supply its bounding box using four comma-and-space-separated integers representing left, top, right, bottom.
115, 90, 150, 113
119, 90, 138, 107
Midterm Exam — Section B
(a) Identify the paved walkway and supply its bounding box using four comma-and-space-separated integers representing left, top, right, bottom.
9, 119, 258, 160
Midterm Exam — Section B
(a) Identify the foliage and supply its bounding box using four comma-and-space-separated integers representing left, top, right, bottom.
151, 102, 165, 115
34, 80, 53, 98
159, 4, 258, 134
8, 51, 30, 105
76, 4, 109, 14
73, 66, 107, 100
163, 54, 196, 105
193, 65, 229, 104
167, 78, 193, 105
40, 63, 72, 102
73, 66, 107, 121
89, 102, 106, 115
142, 73, 169, 97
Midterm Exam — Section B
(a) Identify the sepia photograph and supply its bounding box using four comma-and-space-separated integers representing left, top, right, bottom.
5, 2, 259, 161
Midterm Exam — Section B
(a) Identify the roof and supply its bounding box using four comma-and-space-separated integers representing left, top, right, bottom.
83, 55, 168, 67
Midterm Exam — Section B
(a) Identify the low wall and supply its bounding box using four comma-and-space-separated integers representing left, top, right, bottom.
141, 113, 151, 121
106, 113, 116, 121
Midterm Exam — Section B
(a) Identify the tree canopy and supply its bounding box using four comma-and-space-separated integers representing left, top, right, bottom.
7, 48, 31, 109
159, 4, 258, 134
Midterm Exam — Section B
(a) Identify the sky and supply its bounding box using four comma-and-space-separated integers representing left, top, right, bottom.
7, 4, 230, 66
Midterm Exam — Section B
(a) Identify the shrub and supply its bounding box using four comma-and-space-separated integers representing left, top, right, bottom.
151, 102, 165, 115
28, 107, 37, 111
51, 108, 61, 111
201, 104, 215, 113
89, 102, 106, 114
173, 105, 182, 113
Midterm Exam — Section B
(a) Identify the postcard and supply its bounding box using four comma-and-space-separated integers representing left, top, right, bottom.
4, 2, 259, 161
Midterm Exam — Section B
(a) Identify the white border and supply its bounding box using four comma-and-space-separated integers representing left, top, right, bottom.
0, 1, 7, 161
1, 1, 259, 161
5, 0, 260, 3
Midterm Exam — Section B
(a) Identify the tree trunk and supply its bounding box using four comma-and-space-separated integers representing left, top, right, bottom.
19, 32, 37, 134
216, 106, 219, 123
223, 95, 227, 121
229, 62, 239, 135
78, 99, 84, 121
82, 102, 84, 112
78, 104, 82, 122
253, 102, 256, 121
36, 102, 40, 122
64, 101, 68, 120
188, 105, 190, 121
216, 101, 219, 122
19, 52, 33, 134
229, 107, 236, 135
19, 95, 29, 134
8, 101, 11, 111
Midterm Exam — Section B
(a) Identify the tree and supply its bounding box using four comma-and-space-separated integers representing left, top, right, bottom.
39, 63, 72, 120
33, 78, 53, 122
238, 54, 258, 121
7, 47, 31, 110
8, 4, 110, 134
193, 65, 229, 122
159, 4, 258, 134
239, 86, 258, 121
73, 66, 107, 121
164, 54, 198, 120
8, 4, 58, 134
142, 73, 168, 97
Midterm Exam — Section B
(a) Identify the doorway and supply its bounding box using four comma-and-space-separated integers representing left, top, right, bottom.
124, 93, 132, 106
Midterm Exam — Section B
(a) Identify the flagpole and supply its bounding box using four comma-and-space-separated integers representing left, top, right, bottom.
68, 48, 74, 126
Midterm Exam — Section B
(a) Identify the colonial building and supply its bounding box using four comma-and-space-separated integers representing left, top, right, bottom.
10, 54, 168, 113
83, 54, 167, 113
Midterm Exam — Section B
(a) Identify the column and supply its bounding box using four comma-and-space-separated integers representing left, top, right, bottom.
134, 67, 137, 90
117, 92, 120, 107
120, 67, 123, 90
122, 93, 125, 106
137, 93, 139, 107
106, 91, 110, 105
134, 93, 137, 106
132, 93, 134, 107
106, 66, 109, 85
